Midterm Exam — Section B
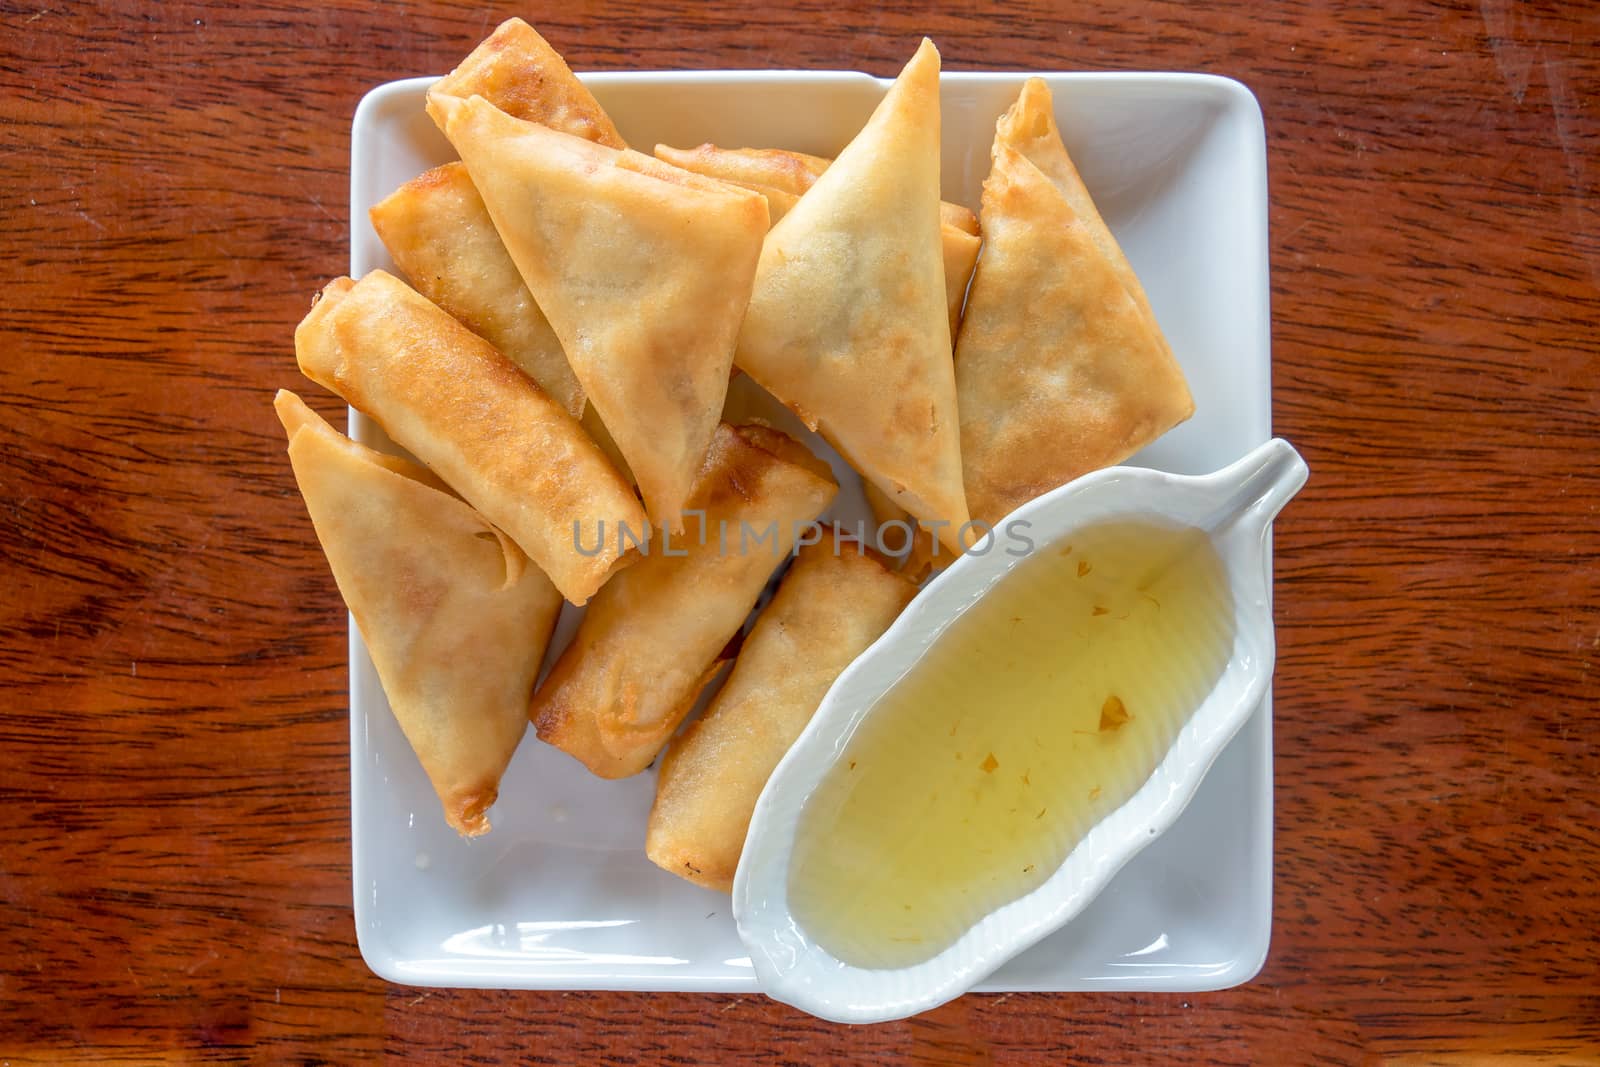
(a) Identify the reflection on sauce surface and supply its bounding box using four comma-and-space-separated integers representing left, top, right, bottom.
787, 520, 1235, 969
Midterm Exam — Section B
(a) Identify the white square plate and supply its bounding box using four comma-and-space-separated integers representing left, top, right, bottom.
345, 68, 1271, 993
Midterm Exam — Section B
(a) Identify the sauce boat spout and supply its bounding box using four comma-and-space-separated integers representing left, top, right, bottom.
1202, 437, 1310, 545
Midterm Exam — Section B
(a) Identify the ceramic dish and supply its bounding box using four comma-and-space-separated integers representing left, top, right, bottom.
736, 439, 1307, 1022
346, 67, 1270, 992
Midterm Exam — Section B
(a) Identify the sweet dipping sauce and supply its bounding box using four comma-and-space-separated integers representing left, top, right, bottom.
785, 519, 1235, 968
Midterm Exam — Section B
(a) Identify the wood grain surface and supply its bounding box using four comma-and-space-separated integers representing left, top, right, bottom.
2, 0, 1597, 1062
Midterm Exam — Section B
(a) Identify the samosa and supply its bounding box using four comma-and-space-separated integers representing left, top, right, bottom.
954, 79, 1193, 528
976, 79, 1171, 360
426, 17, 625, 148
370, 165, 634, 480
731, 40, 972, 556
432, 94, 769, 532
653, 143, 978, 234
274, 390, 562, 836
380, 20, 638, 446
656, 142, 982, 334
370, 162, 584, 417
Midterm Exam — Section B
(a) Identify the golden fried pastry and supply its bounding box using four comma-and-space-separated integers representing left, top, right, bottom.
531, 423, 837, 780
732, 40, 971, 556
370, 162, 584, 416
955, 79, 1193, 527
434, 95, 769, 531
655, 142, 981, 335
274, 389, 562, 836
293, 270, 644, 605
647, 538, 916, 890
426, 17, 624, 147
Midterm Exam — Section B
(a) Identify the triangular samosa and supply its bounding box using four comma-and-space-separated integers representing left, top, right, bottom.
653, 143, 978, 233
426, 17, 624, 148
653, 144, 830, 203
955, 79, 1194, 528
730, 39, 972, 555
433, 94, 770, 532
990, 78, 1175, 363
656, 142, 982, 336
274, 390, 562, 836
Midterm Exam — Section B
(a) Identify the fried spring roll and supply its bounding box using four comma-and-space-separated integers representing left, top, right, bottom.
532, 423, 838, 779
647, 539, 917, 890
861, 478, 914, 554
369, 165, 635, 482
861, 479, 942, 581
274, 390, 561, 836
370, 162, 584, 417
293, 270, 644, 605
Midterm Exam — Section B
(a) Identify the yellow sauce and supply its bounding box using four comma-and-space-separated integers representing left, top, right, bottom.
786, 520, 1235, 968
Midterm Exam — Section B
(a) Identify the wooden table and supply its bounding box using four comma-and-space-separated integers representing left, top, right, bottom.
4, 1, 1596, 1061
